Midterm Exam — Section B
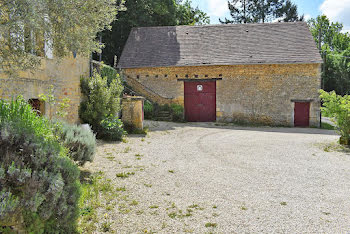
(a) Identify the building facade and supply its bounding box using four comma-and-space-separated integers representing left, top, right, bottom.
118, 22, 323, 127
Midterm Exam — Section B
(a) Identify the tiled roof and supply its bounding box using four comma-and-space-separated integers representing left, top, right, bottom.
117, 22, 322, 69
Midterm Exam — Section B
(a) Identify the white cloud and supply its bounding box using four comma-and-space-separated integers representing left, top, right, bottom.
320, 0, 350, 32
207, 0, 229, 18
304, 14, 311, 21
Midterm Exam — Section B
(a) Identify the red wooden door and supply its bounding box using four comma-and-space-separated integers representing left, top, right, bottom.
184, 81, 216, 122
294, 102, 310, 127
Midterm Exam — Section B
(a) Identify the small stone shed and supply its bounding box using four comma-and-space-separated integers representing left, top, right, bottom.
117, 22, 323, 127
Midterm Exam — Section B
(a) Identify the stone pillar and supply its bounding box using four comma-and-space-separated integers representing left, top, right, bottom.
122, 96, 144, 130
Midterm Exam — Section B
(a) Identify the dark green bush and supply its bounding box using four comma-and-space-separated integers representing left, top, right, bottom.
0, 98, 81, 233
170, 104, 184, 122
99, 115, 127, 141
144, 100, 154, 120
57, 122, 96, 166
79, 70, 123, 136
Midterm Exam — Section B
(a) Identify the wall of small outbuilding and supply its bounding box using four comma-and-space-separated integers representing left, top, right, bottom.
122, 63, 321, 127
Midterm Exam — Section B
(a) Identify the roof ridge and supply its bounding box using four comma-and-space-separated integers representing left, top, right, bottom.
132, 21, 307, 30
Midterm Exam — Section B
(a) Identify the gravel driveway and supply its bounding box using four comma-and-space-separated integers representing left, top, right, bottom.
84, 121, 350, 233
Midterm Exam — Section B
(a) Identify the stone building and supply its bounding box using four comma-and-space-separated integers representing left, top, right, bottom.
0, 55, 89, 123
118, 22, 322, 127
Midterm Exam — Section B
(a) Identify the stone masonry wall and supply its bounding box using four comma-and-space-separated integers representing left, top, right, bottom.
0, 56, 89, 123
122, 63, 321, 127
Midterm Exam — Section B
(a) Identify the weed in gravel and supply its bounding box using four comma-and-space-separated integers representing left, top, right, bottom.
122, 138, 128, 143
136, 210, 144, 215
149, 205, 159, 209
144, 183, 152, 188
322, 211, 331, 215
78, 173, 116, 233
161, 222, 167, 229
205, 223, 217, 228
168, 170, 175, 173
212, 205, 218, 209
100, 221, 112, 232
116, 186, 126, 192
280, 202, 287, 206
213, 213, 219, 217
122, 165, 133, 169
241, 206, 247, 211
116, 172, 135, 178
141, 138, 145, 142
123, 147, 131, 153
105, 156, 115, 161
130, 200, 139, 206
168, 212, 177, 219
135, 153, 143, 160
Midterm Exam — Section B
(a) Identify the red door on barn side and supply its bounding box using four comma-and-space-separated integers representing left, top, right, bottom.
184, 81, 216, 122
294, 102, 310, 127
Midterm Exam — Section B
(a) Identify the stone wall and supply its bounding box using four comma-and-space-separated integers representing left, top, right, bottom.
122, 96, 144, 130
122, 63, 321, 127
0, 56, 89, 123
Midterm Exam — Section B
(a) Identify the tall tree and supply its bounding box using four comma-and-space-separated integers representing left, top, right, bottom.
99, 0, 209, 66
308, 15, 350, 95
221, 0, 303, 24
0, 0, 122, 74
220, 0, 255, 24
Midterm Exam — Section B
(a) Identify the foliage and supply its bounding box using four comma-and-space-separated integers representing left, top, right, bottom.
0, 0, 124, 74
99, 0, 209, 65
79, 70, 124, 135
57, 122, 96, 166
220, 0, 303, 24
170, 104, 184, 122
78, 171, 115, 233
320, 90, 350, 139
308, 15, 350, 95
100, 115, 127, 141
0, 97, 81, 233
144, 101, 184, 122
39, 85, 71, 119
144, 101, 154, 120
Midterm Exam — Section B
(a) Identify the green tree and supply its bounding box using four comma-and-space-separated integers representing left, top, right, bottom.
308, 15, 350, 95
0, 0, 123, 73
99, 0, 209, 66
221, 0, 303, 24
220, 0, 255, 24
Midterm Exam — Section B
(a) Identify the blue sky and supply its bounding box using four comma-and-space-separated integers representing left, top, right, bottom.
191, 0, 350, 31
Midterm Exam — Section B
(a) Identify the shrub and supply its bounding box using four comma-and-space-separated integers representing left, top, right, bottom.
57, 122, 96, 166
320, 90, 350, 141
0, 98, 81, 233
79, 70, 123, 136
170, 104, 184, 122
100, 115, 127, 141
144, 101, 154, 120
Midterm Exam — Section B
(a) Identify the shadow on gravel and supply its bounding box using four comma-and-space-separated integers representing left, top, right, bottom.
144, 120, 338, 136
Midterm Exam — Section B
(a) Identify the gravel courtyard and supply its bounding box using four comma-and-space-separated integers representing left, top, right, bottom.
84, 121, 350, 233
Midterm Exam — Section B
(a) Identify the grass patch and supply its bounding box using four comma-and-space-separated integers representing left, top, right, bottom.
116, 172, 135, 178
130, 200, 139, 206
116, 186, 126, 192
149, 205, 159, 209
78, 172, 116, 233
